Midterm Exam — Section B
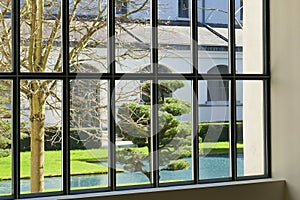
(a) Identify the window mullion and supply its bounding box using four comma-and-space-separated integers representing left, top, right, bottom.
151, 0, 159, 188
228, 0, 237, 181
191, 0, 199, 184
12, 0, 20, 197
108, 0, 117, 191
62, 0, 70, 194
12, 79, 20, 199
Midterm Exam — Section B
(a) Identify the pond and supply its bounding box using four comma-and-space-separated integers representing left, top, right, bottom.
0, 155, 244, 194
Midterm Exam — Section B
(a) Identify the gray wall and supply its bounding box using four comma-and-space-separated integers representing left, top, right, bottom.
271, 0, 300, 200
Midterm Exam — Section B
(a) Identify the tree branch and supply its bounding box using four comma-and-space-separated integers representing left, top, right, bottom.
42, 6, 61, 71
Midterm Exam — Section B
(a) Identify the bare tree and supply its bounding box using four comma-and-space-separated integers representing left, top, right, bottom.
0, 0, 150, 192
0, 0, 243, 192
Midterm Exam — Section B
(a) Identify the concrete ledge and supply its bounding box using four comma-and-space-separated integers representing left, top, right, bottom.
32, 179, 285, 200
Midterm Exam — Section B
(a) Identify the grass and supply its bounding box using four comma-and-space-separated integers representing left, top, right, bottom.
125, 142, 243, 156
0, 148, 110, 180
0, 142, 243, 180
200, 142, 243, 155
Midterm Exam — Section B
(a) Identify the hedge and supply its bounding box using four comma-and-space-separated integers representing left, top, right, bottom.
198, 122, 243, 143
19, 122, 243, 152
20, 127, 104, 151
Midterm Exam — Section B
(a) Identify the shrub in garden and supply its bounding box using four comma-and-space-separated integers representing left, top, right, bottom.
116, 80, 191, 181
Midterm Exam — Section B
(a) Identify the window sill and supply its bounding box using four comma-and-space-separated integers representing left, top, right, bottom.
30, 179, 285, 200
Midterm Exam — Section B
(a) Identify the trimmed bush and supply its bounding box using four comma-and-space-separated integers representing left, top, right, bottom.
167, 160, 190, 170
198, 122, 243, 143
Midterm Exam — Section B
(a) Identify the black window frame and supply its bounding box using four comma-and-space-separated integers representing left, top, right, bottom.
0, 0, 270, 198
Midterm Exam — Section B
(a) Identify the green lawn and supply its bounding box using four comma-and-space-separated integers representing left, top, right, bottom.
0, 142, 243, 180
0, 148, 110, 180
200, 142, 243, 155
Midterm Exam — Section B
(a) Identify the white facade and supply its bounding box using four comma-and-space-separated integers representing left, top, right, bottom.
16, 0, 245, 126
122, 0, 242, 26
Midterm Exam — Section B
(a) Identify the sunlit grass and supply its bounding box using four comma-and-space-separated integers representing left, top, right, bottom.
0, 142, 243, 180
200, 142, 243, 155
0, 148, 110, 180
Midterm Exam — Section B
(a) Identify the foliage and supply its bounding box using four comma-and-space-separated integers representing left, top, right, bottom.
198, 122, 243, 143
166, 160, 190, 171
117, 80, 192, 181
141, 80, 185, 103
160, 98, 191, 116
0, 82, 11, 158
0, 121, 11, 150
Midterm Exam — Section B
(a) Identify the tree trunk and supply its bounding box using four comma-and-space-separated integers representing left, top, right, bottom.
29, 81, 45, 193
27, 0, 45, 192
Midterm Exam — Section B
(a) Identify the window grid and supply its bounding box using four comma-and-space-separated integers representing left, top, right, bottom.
0, 0, 270, 198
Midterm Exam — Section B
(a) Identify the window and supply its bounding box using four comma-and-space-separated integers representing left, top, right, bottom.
116, 0, 128, 15
207, 65, 229, 103
178, 0, 189, 18
240, 0, 243, 21
0, 0, 269, 199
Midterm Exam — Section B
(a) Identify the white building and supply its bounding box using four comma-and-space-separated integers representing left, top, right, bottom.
16, 0, 244, 127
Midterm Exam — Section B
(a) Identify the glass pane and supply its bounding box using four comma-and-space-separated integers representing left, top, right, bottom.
198, 0, 229, 74
237, 0, 263, 74
20, 80, 62, 193
237, 80, 264, 177
158, 80, 192, 183
115, 0, 150, 73
70, 80, 108, 190
20, 0, 62, 73
115, 80, 151, 187
198, 80, 230, 180
158, 0, 192, 73
235, 0, 243, 74
69, 0, 108, 73
0, 80, 12, 196
0, 2, 12, 72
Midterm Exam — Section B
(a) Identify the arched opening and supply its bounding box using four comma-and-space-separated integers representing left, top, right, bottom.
207, 65, 229, 103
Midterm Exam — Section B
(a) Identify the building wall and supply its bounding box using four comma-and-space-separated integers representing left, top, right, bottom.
271, 0, 300, 200
127, 0, 242, 25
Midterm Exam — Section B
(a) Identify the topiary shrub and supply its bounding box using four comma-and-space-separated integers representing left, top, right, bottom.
167, 160, 190, 170
116, 80, 192, 181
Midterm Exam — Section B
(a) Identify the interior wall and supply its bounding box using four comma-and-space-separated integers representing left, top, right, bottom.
270, 0, 300, 200
243, 0, 264, 176
37, 180, 284, 200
